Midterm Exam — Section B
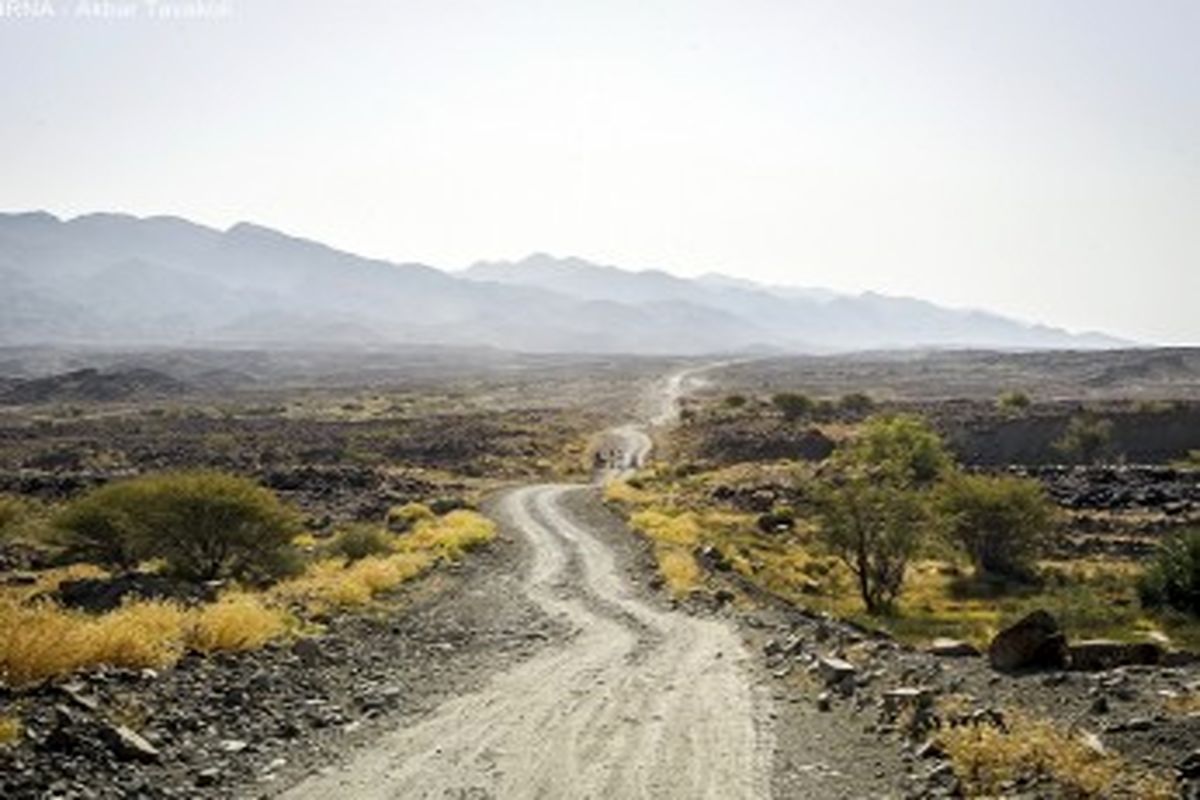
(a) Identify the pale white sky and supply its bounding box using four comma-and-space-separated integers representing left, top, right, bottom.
1, 0, 1196, 343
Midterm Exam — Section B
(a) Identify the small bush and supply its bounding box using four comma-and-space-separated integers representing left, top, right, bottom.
838, 392, 875, 416
724, 394, 748, 409
324, 525, 395, 562
936, 710, 1175, 798
938, 473, 1055, 580
1054, 414, 1114, 464
772, 392, 813, 422
57, 471, 301, 583
997, 390, 1031, 413
54, 482, 151, 569
0, 494, 30, 539
386, 502, 435, 532
1138, 529, 1200, 616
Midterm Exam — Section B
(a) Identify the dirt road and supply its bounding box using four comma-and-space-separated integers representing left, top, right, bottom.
282, 368, 773, 799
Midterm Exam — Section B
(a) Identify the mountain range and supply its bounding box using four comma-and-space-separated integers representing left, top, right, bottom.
0, 212, 1126, 354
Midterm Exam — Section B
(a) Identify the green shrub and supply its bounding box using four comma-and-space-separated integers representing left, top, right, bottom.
1053, 414, 1114, 464
997, 390, 1032, 413
58, 471, 301, 582
55, 482, 152, 568
839, 393, 875, 416
772, 392, 813, 422
0, 494, 32, 541
938, 473, 1055, 580
724, 394, 748, 409
1138, 529, 1200, 616
325, 525, 395, 562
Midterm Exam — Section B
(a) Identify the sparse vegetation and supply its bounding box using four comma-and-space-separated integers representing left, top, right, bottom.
936, 711, 1176, 798
0, 714, 21, 747
937, 473, 1055, 581
1138, 528, 1200, 616
1054, 413, 1115, 464
838, 392, 875, 416
996, 389, 1031, 413
324, 524, 396, 562
771, 392, 813, 422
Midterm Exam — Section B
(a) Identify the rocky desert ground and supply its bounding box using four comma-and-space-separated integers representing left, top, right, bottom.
0, 346, 1198, 799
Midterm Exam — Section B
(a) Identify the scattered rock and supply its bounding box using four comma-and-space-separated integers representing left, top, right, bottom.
1179, 749, 1200, 779
291, 637, 324, 666
816, 655, 858, 687
100, 723, 161, 763
1068, 640, 1163, 671
816, 691, 832, 712
55, 573, 216, 613
926, 638, 980, 658
988, 610, 1068, 672
882, 687, 934, 720
195, 767, 222, 787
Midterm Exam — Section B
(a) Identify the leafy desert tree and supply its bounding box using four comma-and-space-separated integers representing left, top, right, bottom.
771, 392, 813, 422
937, 473, 1055, 581
136, 471, 301, 582
1053, 413, 1114, 464
815, 414, 952, 613
816, 476, 931, 613
1138, 529, 1200, 616
840, 414, 953, 488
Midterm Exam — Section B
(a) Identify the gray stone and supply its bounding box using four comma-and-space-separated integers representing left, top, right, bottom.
926, 638, 980, 658
988, 610, 1068, 672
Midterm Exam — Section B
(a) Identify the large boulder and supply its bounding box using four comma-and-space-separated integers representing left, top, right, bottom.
988, 610, 1069, 672
1067, 640, 1163, 671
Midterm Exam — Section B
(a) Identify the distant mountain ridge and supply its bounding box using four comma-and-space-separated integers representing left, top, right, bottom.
0, 211, 1127, 354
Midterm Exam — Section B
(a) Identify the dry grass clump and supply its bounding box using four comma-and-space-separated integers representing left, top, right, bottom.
936, 712, 1176, 798
629, 509, 701, 547
0, 592, 293, 687
0, 714, 21, 747
397, 510, 495, 559
273, 511, 495, 612
187, 593, 290, 653
1165, 690, 1200, 716
0, 597, 188, 687
657, 548, 701, 596
0, 510, 496, 685
273, 553, 431, 610
628, 509, 703, 595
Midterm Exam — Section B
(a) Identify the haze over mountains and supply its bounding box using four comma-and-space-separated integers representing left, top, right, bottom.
0, 212, 1125, 355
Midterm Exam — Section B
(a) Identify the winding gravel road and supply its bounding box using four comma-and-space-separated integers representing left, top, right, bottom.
282, 367, 773, 799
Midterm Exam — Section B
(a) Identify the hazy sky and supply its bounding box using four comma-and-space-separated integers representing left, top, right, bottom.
1, 0, 1196, 343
